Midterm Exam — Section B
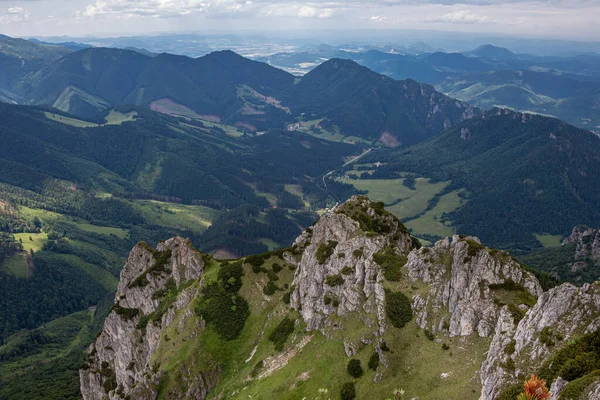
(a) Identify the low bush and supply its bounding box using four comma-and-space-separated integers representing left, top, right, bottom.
316, 241, 338, 264
340, 382, 356, 400
385, 289, 412, 328
325, 274, 344, 286
368, 352, 380, 371
347, 359, 363, 378
268, 317, 295, 351
373, 249, 407, 281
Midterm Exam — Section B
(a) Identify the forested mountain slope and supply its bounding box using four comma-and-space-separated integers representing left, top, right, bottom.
1, 40, 477, 146
368, 108, 600, 250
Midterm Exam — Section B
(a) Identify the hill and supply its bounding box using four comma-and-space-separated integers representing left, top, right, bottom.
521, 226, 600, 284
0, 35, 72, 101
76, 196, 600, 400
439, 69, 600, 131
290, 58, 479, 146
464, 44, 518, 60
365, 109, 600, 250
1, 43, 478, 146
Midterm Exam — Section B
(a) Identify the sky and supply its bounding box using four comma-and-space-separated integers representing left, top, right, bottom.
1, 0, 599, 40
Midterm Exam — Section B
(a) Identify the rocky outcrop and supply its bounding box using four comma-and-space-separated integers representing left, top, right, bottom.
480, 282, 600, 399
406, 235, 542, 338
80, 237, 213, 400
290, 196, 415, 336
563, 226, 600, 266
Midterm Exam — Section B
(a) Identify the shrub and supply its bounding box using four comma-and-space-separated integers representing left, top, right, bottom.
252, 264, 262, 274
496, 383, 522, 400
368, 352, 380, 371
442, 343, 450, 351
539, 328, 600, 384
268, 317, 295, 351
250, 360, 264, 378
245, 254, 267, 268
347, 359, 363, 378
325, 274, 344, 286
489, 280, 525, 292
99, 362, 117, 393
219, 261, 244, 293
272, 263, 283, 273
380, 342, 390, 352
267, 270, 279, 282
505, 340, 516, 355
540, 327, 563, 347
111, 304, 140, 320
195, 282, 250, 341
353, 249, 364, 258
424, 329, 435, 341
263, 281, 278, 296
507, 304, 526, 323
282, 291, 291, 304
373, 249, 407, 281
466, 240, 485, 257
341, 266, 354, 275
324, 294, 332, 305
559, 353, 600, 381
559, 371, 600, 400
340, 382, 356, 400
316, 241, 338, 264
385, 289, 412, 328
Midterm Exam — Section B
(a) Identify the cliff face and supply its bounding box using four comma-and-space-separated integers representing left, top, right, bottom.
564, 226, 600, 269
480, 282, 600, 399
407, 235, 542, 338
290, 197, 415, 337
80, 198, 600, 400
80, 237, 215, 400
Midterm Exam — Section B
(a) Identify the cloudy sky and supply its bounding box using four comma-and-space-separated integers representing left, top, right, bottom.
1, 0, 599, 40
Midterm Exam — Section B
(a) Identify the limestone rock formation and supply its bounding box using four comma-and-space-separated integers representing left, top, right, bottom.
480, 282, 600, 399
80, 237, 214, 400
290, 196, 416, 336
407, 235, 542, 338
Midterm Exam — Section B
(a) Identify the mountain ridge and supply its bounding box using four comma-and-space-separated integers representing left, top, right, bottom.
79, 196, 600, 400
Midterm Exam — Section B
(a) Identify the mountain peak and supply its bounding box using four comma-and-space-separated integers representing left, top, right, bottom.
466, 44, 517, 60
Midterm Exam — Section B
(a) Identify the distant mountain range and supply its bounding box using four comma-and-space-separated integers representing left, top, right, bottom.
0, 38, 478, 146
256, 42, 600, 133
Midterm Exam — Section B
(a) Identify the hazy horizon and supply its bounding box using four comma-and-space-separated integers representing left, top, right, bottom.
1, 0, 600, 41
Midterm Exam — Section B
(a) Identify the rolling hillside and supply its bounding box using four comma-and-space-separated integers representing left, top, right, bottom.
366, 108, 600, 250
439, 69, 600, 131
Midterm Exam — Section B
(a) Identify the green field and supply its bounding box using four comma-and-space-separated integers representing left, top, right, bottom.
104, 110, 137, 125
132, 200, 219, 232
45, 110, 137, 128
406, 190, 467, 238
0, 233, 48, 278
338, 176, 450, 219
200, 119, 244, 137
70, 222, 129, 239
44, 112, 99, 128
19, 206, 129, 238
534, 233, 564, 248
13, 232, 48, 252
338, 176, 469, 239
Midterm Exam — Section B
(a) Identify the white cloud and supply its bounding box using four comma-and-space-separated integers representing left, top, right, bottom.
1, 5, 30, 23
428, 9, 495, 23
370, 15, 389, 22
